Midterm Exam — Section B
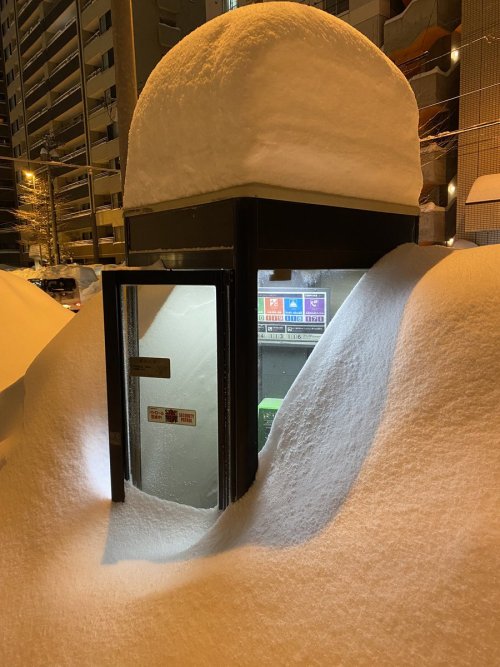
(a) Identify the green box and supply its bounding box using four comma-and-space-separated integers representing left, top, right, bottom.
258, 398, 283, 450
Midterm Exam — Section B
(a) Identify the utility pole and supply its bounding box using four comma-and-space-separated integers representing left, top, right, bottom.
40, 134, 60, 265
110, 0, 138, 184
76, 8, 99, 263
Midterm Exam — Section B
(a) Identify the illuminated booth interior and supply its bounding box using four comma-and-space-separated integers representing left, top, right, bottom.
102, 4, 422, 509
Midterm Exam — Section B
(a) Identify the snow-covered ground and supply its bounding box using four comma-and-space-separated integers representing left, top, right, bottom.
0, 243, 499, 665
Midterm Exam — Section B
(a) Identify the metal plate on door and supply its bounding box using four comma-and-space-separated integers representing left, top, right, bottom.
129, 356, 171, 378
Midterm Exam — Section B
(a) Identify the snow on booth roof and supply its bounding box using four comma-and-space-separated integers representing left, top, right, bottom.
124, 2, 422, 213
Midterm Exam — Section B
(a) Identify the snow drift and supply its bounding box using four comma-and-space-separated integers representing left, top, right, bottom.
125, 2, 422, 211
0, 270, 72, 391
0, 244, 499, 665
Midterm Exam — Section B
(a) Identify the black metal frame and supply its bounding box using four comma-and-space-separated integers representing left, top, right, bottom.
102, 269, 233, 507
105, 196, 418, 506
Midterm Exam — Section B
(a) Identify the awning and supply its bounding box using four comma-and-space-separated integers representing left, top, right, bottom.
465, 174, 500, 232
466, 174, 500, 205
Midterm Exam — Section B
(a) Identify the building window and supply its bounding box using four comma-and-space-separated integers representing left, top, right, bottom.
106, 122, 118, 140
159, 13, 177, 28
6, 68, 14, 85
99, 10, 112, 34
113, 226, 124, 242
8, 93, 16, 110
102, 48, 114, 70
328, 0, 349, 15
3, 41, 13, 60
13, 144, 21, 157
104, 85, 116, 103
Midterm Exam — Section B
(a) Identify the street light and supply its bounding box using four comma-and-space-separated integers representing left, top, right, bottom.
23, 170, 43, 265
40, 133, 60, 265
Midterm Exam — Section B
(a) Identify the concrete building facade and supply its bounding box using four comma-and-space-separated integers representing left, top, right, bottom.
456, 0, 500, 245
0, 35, 17, 265
0, 0, 205, 265
384, 0, 462, 243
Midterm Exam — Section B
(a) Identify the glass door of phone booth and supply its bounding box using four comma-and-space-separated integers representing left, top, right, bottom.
103, 271, 230, 509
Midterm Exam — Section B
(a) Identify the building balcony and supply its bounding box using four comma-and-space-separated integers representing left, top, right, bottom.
419, 199, 456, 243
0, 186, 17, 203
411, 62, 459, 113
89, 101, 116, 131
43, 0, 74, 33
25, 78, 49, 109
58, 178, 89, 200
18, 0, 42, 29
49, 50, 79, 91
60, 145, 87, 169
23, 48, 45, 83
46, 19, 78, 62
60, 207, 91, 225
93, 171, 121, 196
0, 123, 10, 139
86, 65, 115, 99
51, 85, 82, 120
0, 161, 14, 181
91, 136, 119, 163
27, 105, 51, 134
0, 207, 16, 224
54, 116, 85, 146
20, 18, 43, 55
84, 25, 113, 64
159, 23, 181, 50
421, 142, 456, 189
81, 0, 110, 32
64, 237, 125, 260
384, 0, 461, 65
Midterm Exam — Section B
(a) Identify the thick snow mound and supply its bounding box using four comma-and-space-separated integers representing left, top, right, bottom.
0, 270, 72, 391
125, 2, 422, 211
1, 245, 499, 665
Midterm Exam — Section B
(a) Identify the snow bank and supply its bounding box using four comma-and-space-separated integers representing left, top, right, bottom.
125, 3, 422, 211
0, 270, 72, 391
1, 244, 499, 665
12, 264, 98, 291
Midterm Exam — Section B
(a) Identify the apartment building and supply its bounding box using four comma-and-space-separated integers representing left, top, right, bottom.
0, 0, 205, 265
0, 44, 17, 265
456, 0, 500, 245
384, 0, 461, 243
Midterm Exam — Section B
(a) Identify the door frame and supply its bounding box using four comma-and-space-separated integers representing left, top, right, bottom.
102, 269, 233, 508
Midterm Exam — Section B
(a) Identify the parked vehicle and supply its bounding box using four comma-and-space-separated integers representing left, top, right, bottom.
28, 277, 81, 312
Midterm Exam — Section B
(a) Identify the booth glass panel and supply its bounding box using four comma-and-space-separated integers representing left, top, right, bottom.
257, 269, 366, 449
122, 283, 220, 509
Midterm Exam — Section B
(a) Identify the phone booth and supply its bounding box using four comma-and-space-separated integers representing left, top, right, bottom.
102, 4, 422, 510
103, 196, 417, 508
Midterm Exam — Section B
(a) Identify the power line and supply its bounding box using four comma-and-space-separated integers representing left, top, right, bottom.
398, 31, 500, 73
420, 117, 500, 143
418, 80, 500, 111
421, 138, 500, 169
0, 154, 120, 174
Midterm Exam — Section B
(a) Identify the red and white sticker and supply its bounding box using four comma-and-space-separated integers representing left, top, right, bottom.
147, 406, 196, 427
